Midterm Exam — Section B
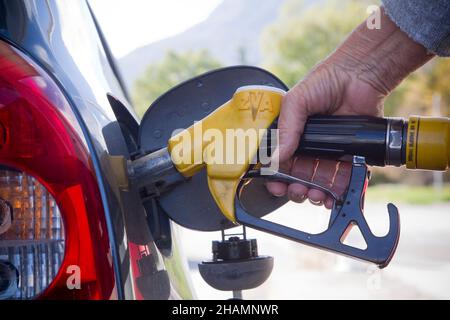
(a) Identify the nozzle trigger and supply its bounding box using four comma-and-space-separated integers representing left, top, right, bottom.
236, 156, 400, 268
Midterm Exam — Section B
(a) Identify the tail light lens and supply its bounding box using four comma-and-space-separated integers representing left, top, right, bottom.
0, 168, 65, 299
0, 40, 116, 299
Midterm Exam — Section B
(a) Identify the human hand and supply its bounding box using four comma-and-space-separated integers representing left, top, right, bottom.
266, 7, 434, 208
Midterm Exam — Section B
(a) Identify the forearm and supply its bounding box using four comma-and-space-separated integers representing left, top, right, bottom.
328, 7, 434, 95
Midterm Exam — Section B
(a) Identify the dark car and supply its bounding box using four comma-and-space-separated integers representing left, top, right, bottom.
0, 0, 194, 300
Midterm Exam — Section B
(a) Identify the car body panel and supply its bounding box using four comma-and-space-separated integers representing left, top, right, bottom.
0, 0, 194, 299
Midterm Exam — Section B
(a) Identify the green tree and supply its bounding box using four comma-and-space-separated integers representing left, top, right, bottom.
261, 0, 449, 117
261, 0, 400, 115
398, 58, 450, 117
262, 0, 373, 87
132, 50, 222, 117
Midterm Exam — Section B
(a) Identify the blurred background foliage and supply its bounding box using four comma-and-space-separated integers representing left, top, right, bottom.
261, 0, 450, 118
131, 0, 449, 190
133, 50, 222, 116
261, 0, 370, 87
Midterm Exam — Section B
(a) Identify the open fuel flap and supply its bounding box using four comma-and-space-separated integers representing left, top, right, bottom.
133, 66, 289, 231
127, 66, 289, 297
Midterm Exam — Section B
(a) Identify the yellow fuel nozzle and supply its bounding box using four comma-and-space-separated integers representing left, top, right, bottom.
168, 86, 285, 223
167, 84, 449, 224
405, 116, 450, 171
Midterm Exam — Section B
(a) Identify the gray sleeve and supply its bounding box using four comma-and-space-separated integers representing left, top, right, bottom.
382, 0, 450, 57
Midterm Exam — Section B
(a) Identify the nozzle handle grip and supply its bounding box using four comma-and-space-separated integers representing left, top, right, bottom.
295, 115, 389, 166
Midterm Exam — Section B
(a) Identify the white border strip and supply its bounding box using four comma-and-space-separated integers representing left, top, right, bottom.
235, 85, 287, 96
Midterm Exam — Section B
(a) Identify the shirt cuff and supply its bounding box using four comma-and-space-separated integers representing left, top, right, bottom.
382, 0, 450, 57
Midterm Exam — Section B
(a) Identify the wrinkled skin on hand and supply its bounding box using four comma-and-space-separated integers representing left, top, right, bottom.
266, 7, 434, 209
267, 62, 385, 209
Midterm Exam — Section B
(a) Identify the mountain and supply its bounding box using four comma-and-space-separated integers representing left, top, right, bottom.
118, 0, 286, 90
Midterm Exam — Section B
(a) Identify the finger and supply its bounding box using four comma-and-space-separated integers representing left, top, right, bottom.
290, 156, 317, 181
266, 181, 288, 197
307, 159, 340, 205
287, 156, 316, 202
331, 161, 352, 197
277, 88, 309, 163
288, 184, 309, 203
307, 189, 327, 205
324, 197, 334, 209
312, 159, 341, 188
266, 158, 294, 197
289, 187, 308, 203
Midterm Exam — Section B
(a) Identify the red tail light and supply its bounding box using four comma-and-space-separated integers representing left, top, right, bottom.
0, 40, 116, 299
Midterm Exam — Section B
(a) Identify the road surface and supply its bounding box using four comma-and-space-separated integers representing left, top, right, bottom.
177, 201, 450, 299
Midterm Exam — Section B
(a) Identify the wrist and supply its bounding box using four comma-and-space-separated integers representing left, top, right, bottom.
329, 6, 434, 95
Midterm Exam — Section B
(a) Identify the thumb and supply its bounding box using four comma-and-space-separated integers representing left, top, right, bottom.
276, 87, 309, 164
